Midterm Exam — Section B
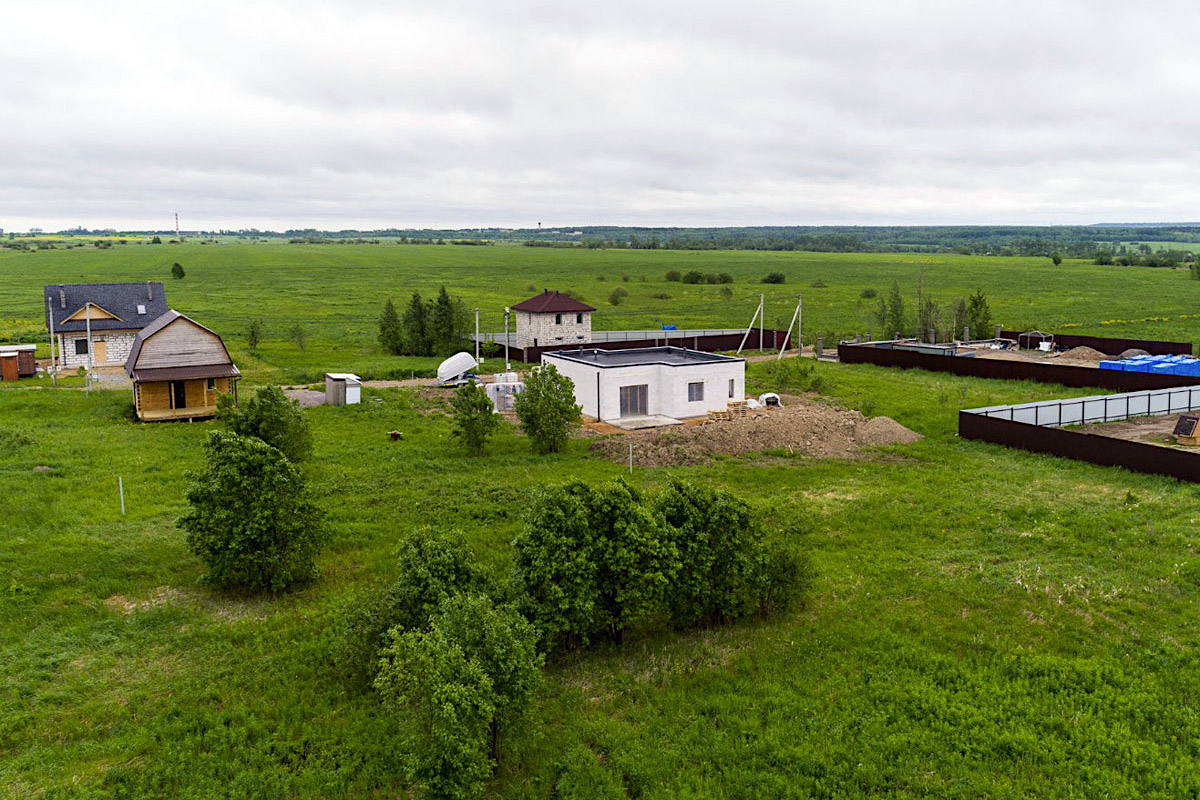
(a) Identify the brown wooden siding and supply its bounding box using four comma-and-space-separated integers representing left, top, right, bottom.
134, 318, 229, 369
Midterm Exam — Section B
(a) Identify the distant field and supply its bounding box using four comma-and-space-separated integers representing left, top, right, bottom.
3, 242, 1200, 382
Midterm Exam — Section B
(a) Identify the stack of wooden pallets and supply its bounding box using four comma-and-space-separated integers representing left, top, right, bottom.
707, 409, 731, 422
727, 400, 749, 419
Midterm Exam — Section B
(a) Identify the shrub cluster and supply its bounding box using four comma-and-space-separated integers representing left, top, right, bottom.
336, 529, 541, 800
762, 272, 787, 284
512, 478, 810, 648
681, 271, 733, 284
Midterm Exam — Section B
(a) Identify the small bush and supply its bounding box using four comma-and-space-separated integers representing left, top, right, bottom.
664, 270, 682, 282
608, 287, 629, 306
717, 273, 733, 284
719, 286, 734, 298
763, 272, 786, 284
681, 270, 705, 284
220, 385, 312, 462
860, 287, 878, 299
450, 382, 500, 455
811, 279, 827, 288
649, 292, 671, 300
178, 432, 327, 593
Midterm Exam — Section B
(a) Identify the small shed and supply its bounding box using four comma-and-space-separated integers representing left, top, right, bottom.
0, 344, 37, 381
325, 373, 362, 405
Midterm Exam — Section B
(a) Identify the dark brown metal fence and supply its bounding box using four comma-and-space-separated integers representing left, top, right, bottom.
522, 330, 791, 363
839, 343, 1200, 391
998, 331, 1192, 356
958, 411, 1200, 483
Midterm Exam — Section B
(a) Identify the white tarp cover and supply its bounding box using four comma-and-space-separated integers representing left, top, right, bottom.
437, 352, 478, 383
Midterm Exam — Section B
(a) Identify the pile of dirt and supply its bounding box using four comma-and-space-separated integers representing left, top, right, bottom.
1119, 348, 1150, 359
1055, 346, 1108, 363
588, 398, 923, 467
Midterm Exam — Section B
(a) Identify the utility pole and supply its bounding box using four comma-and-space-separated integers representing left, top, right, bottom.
474, 307, 480, 362
46, 294, 56, 386
736, 296, 763, 355
503, 307, 511, 372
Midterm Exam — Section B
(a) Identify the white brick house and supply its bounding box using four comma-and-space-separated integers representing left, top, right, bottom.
44, 282, 169, 370
512, 290, 594, 348
542, 347, 745, 421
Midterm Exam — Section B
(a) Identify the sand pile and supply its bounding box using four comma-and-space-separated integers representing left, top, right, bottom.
588, 398, 922, 467
1055, 346, 1108, 363
1119, 348, 1150, 360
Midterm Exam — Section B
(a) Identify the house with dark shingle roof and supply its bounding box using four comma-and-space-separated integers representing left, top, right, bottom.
44, 282, 169, 370
124, 310, 240, 421
511, 289, 595, 348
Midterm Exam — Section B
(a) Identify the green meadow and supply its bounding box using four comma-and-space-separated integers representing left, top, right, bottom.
4, 243, 1200, 797
4, 242, 1200, 382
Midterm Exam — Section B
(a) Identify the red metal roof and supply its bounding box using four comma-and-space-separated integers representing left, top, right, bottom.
511, 290, 595, 314
130, 365, 241, 383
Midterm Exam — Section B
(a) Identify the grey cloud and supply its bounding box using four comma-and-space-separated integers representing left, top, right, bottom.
5, 0, 1200, 230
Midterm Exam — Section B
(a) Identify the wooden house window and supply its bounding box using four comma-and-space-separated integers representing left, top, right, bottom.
207, 378, 216, 391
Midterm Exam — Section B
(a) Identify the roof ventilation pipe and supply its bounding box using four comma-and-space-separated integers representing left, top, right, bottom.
59, 286, 66, 309
147, 281, 153, 301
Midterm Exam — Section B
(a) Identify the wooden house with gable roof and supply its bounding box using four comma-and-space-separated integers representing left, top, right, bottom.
124, 310, 240, 421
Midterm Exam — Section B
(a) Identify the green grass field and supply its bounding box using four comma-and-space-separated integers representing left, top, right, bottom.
4, 242, 1200, 382
5, 244, 1200, 798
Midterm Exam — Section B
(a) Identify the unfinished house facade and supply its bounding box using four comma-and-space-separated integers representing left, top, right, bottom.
44, 282, 169, 370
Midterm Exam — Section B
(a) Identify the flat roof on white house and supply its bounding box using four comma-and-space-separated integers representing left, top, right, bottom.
544, 346, 742, 368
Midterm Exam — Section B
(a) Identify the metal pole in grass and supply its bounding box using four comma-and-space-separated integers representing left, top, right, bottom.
119, 476, 125, 516
629, 441, 633, 475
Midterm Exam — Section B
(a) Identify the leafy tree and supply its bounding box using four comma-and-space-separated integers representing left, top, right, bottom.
585, 480, 678, 643
513, 480, 678, 645
513, 363, 581, 455
378, 298, 404, 355
511, 483, 599, 648
247, 319, 263, 351
762, 272, 786, 284
150, 235, 162, 244
655, 480, 763, 626
288, 323, 307, 351
403, 291, 432, 356
221, 384, 312, 462
336, 528, 488, 686
717, 273, 734, 284
607, 286, 628, 306
431, 594, 543, 761
664, 270, 681, 282
884, 280, 906, 336
178, 432, 327, 593
965, 290, 994, 340
170, 261, 185, 279
450, 381, 500, 455
375, 626, 495, 800
681, 270, 705, 284
1050, 252, 1063, 266
917, 296, 941, 341
430, 286, 465, 356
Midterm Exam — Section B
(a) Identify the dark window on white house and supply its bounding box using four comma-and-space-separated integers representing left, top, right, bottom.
74, 338, 89, 355
688, 382, 704, 402
555, 313, 562, 324
729, 378, 735, 398
576, 313, 583, 323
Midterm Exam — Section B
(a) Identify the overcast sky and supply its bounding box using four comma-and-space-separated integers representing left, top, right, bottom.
4, 0, 1200, 231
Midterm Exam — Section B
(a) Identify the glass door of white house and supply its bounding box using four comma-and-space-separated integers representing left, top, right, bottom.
619, 384, 648, 417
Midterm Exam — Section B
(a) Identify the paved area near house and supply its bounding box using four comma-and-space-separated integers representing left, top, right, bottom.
607, 415, 684, 431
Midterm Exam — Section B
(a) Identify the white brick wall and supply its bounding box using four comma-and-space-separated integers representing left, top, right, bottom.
516, 310, 592, 348
58, 331, 137, 368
